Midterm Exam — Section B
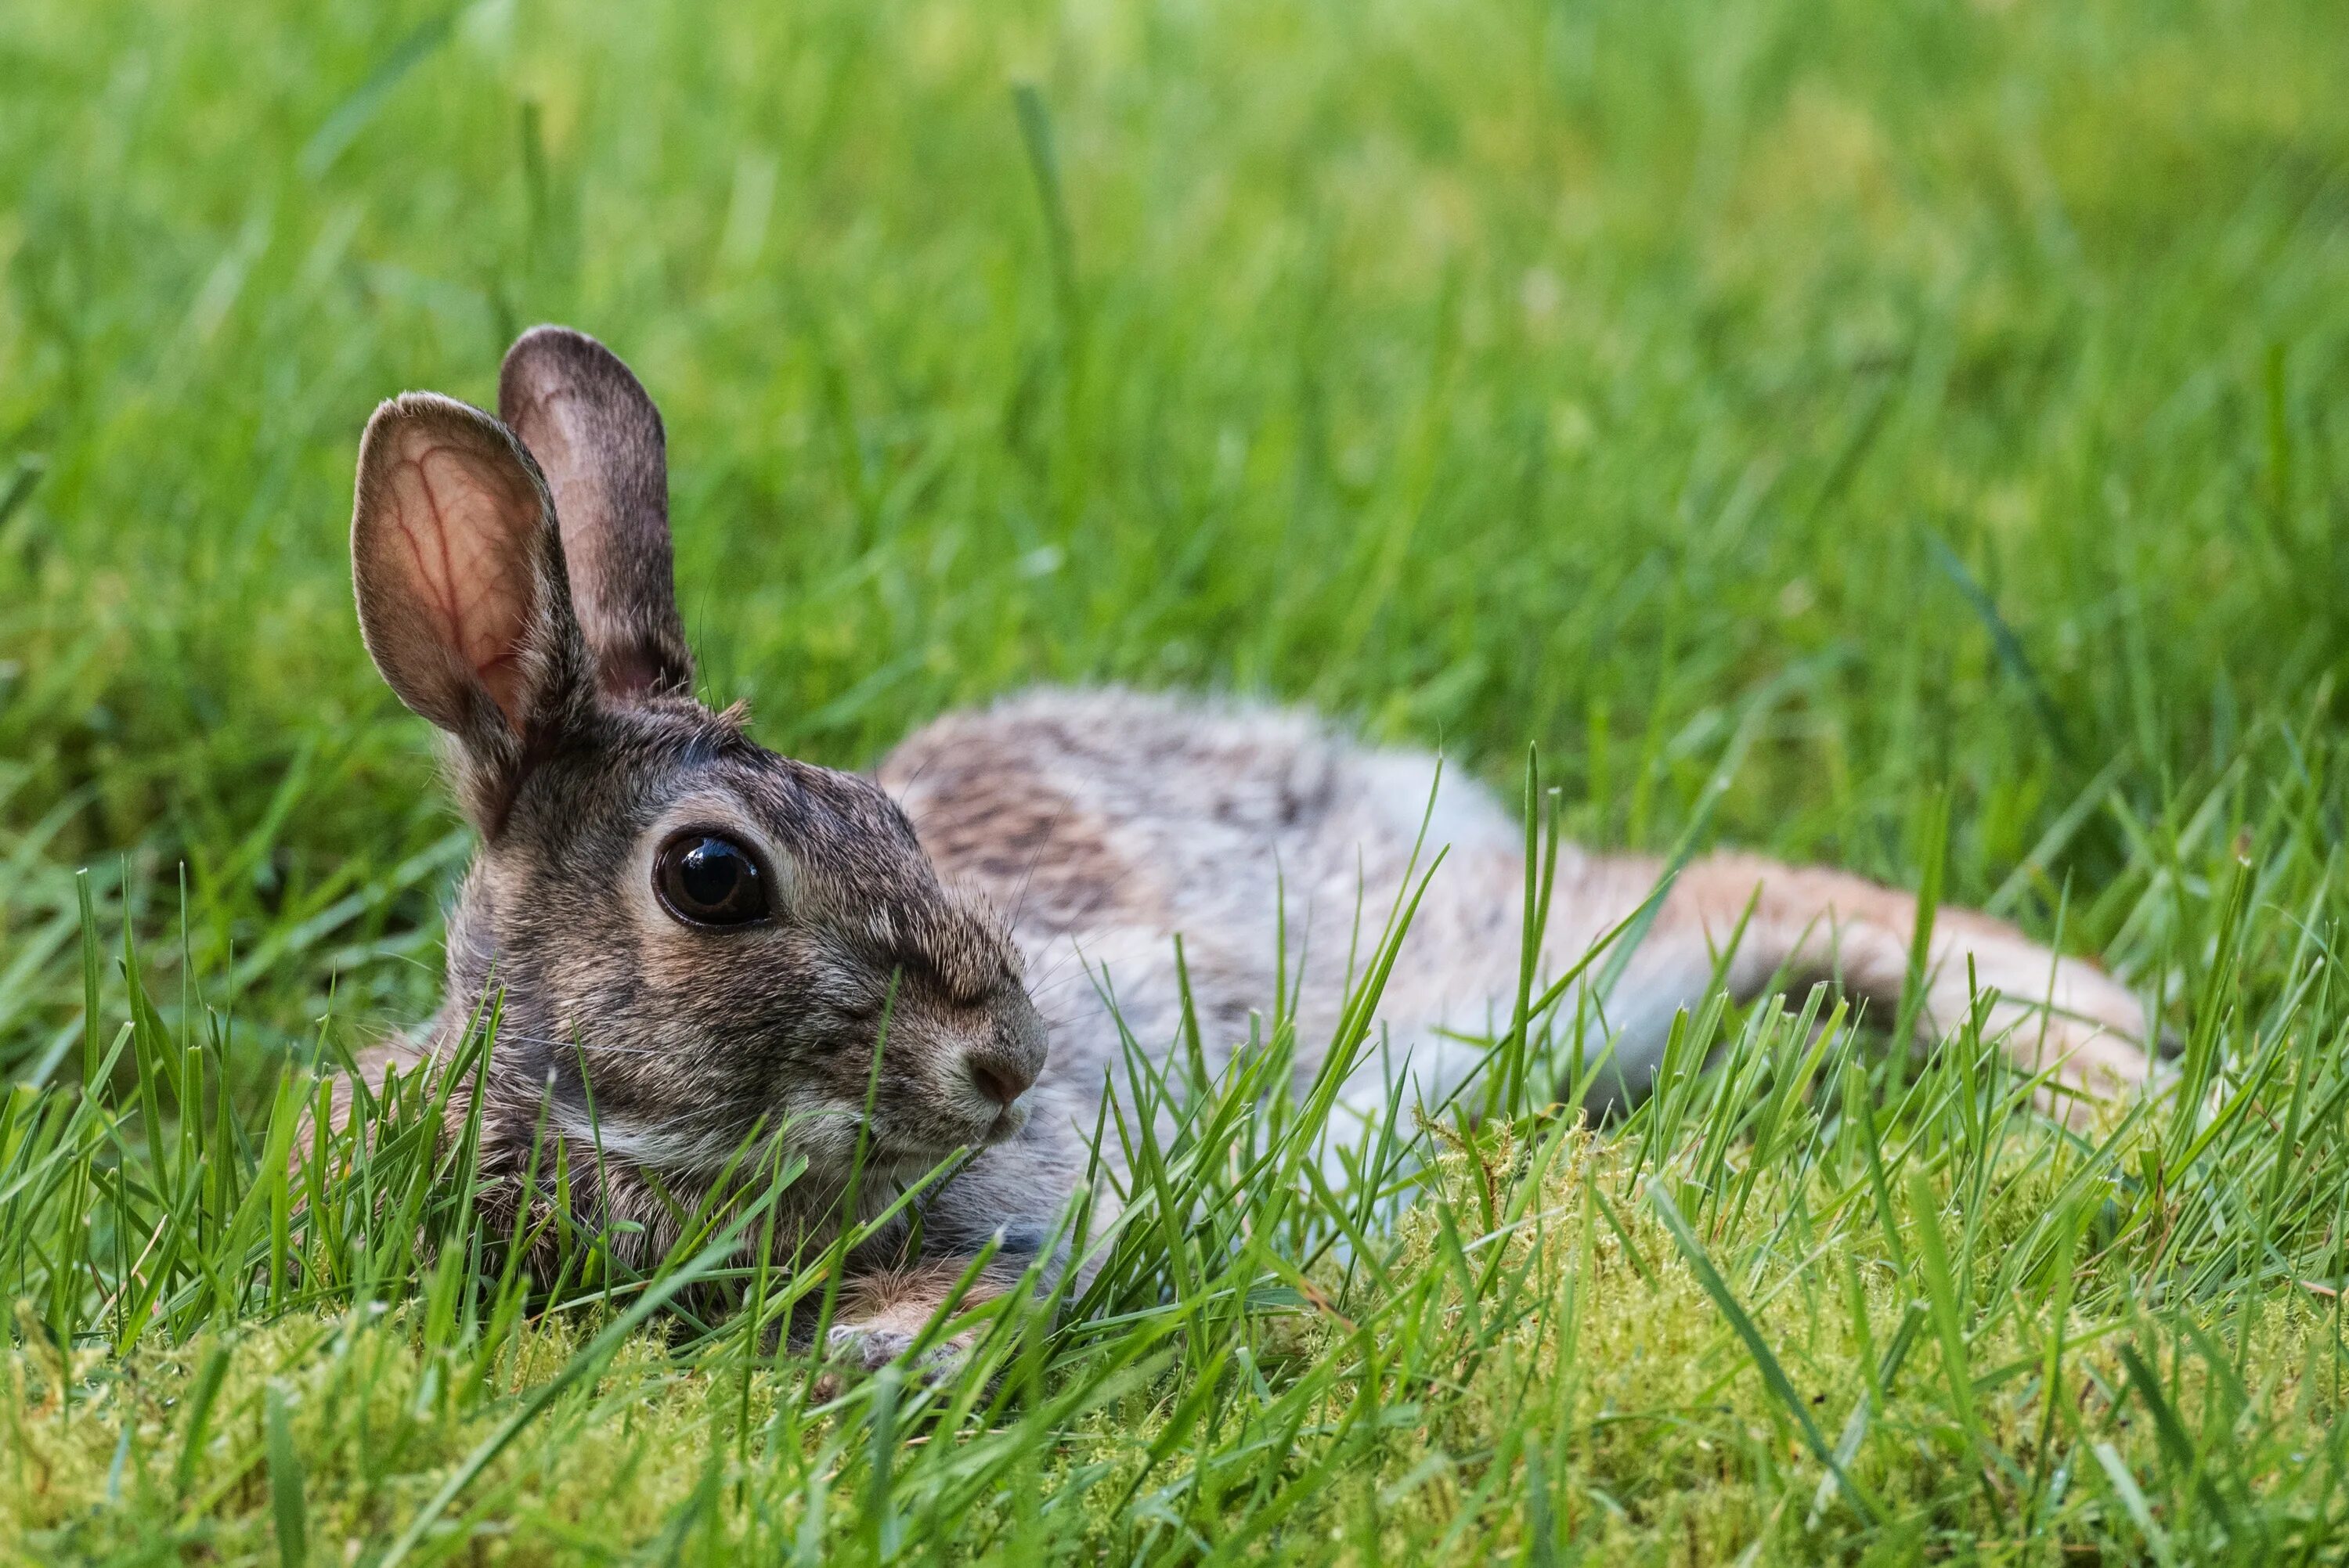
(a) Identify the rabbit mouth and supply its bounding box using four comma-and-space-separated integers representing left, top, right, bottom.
980, 1101, 1030, 1145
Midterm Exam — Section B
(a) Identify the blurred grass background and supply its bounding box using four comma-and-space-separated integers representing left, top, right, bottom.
4, 0, 2347, 1069
6, 1, 2349, 1559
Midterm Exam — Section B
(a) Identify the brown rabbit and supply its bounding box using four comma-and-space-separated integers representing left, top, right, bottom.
350, 326, 2160, 1375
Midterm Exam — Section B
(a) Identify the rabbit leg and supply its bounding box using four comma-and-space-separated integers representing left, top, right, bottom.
1570, 852, 2158, 1113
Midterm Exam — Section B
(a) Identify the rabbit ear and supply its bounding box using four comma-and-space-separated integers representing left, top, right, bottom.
352, 392, 592, 817
497, 326, 694, 702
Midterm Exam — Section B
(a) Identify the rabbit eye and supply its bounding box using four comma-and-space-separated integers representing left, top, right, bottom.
654, 834, 770, 928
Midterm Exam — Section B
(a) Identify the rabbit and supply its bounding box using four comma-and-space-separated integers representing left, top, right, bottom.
349, 325, 2162, 1378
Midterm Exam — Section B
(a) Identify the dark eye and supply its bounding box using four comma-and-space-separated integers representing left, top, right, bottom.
653, 834, 770, 928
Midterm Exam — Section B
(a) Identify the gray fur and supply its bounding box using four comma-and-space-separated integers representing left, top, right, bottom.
351, 328, 2161, 1366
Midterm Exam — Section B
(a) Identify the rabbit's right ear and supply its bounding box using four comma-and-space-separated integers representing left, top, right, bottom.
352, 392, 591, 823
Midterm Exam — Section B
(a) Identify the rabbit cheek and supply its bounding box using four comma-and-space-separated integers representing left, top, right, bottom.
816, 1011, 971, 1159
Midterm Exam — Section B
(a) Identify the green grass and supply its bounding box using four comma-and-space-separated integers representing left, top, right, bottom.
5, 0, 2349, 1559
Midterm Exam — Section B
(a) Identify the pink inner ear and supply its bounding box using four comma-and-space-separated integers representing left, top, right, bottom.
379, 438, 542, 731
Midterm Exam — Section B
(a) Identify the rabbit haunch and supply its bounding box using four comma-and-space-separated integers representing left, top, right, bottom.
349, 326, 2161, 1376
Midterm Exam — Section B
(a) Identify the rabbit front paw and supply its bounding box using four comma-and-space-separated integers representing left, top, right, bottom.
810, 1321, 976, 1402
810, 1263, 990, 1398
825, 1320, 974, 1376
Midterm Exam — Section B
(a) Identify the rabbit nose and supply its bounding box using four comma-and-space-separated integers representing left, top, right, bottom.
966, 1000, 1046, 1108
965, 1047, 1037, 1108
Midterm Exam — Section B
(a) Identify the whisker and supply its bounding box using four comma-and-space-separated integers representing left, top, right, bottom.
1005, 797, 1070, 931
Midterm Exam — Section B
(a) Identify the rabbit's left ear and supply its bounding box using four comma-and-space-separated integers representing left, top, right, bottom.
499, 326, 694, 702
351, 391, 593, 824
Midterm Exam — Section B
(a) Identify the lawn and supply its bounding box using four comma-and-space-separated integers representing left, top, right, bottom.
5, 0, 2349, 1559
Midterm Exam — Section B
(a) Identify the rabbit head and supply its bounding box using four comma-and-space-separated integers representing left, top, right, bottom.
351, 326, 1045, 1216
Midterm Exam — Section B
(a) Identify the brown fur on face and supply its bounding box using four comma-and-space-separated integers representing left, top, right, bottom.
449, 694, 1042, 1192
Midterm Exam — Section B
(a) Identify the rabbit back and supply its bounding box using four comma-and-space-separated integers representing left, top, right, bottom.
882, 687, 2161, 1137
880, 688, 1564, 1121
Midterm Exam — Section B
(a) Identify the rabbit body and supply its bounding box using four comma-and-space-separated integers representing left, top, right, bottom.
348, 328, 2156, 1379
886, 689, 2156, 1149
